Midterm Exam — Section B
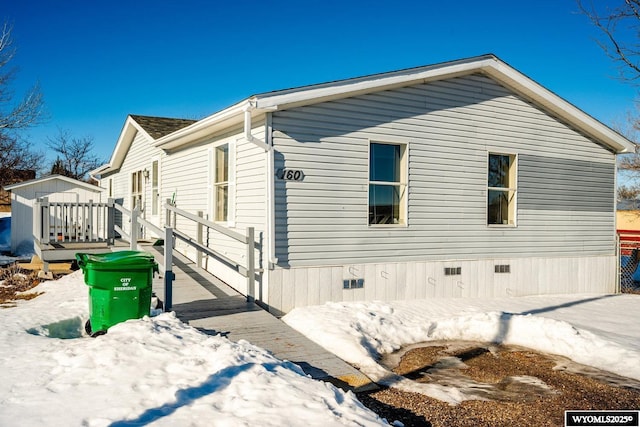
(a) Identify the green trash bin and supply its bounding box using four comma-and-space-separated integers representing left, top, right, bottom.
76, 251, 159, 336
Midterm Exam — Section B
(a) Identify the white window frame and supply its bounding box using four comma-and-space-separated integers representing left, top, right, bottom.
131, 170, 143, 212
367, 140, 408, 227
487, 152, 518, 227
210, 140, 236, 226
150, 158, 160, 218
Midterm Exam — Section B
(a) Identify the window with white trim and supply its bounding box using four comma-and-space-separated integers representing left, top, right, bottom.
487, 153, 517, 226
214, 144, 229, 222
369, 142, 407, 225
151, 160, 159, 216
131, 170, 143, 211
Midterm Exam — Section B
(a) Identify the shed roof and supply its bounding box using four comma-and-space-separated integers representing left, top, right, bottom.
3, 174, 104, 192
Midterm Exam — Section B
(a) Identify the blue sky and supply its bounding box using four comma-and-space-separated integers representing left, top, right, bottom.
3, 0, 639, 165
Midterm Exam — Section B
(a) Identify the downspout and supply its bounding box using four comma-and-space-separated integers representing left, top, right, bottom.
244, 104, 278, 267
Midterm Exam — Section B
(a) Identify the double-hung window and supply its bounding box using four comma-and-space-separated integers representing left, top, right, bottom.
214, 144, 229, 222
369, 142, 407, 225
487, 153, 517, 226
151, 160, 159, 216
131, 170, 143, 211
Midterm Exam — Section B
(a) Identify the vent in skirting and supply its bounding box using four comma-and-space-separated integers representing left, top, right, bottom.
343, 279, 364, 289
444, 267, 461, 276
495, 264, 511, 273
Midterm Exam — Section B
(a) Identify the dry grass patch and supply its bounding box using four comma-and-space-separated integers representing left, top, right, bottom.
0, 263, 43, 306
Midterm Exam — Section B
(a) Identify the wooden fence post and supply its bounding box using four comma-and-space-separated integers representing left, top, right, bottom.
164, 226, 174, 312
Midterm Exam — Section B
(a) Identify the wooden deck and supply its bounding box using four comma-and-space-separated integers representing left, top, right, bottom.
146, 246, 376, 392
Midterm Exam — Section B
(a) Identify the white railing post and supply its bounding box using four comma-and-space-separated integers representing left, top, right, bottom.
107, 198, 115, 245
164, 226, 174, 312
87, 199, 94, 241
197, 211, 203, 268
34, 198, 42, 244
247, 227, 255, 302
41, 197, 50, 243
130, 205, 139, 251
165, 198, 172, 227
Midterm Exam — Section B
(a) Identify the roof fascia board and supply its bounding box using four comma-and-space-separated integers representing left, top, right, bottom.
483, 59, 635, 154
153, 100, 252, 150
149, 59, 491, 152
122, 54, 634, 155
92, 116, 147, 176
4, 174, 104, 192
254, 57, 492, 110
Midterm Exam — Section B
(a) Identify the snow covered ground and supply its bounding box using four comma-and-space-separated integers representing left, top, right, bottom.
2, 274, 639, 425
2, 217, 639, 423
0, 273, 387, 427
283, 293, 640, 404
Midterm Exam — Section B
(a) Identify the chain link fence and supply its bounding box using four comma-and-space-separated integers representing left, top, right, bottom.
619, 232, 640, 293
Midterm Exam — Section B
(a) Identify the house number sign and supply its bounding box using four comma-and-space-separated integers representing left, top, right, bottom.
276, 169, 304, 181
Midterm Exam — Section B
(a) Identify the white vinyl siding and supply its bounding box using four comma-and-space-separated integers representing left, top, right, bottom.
160, 124, 266, 294
267, 254, 616, 316
101, 130, 165, 238
272, 74, 616, 267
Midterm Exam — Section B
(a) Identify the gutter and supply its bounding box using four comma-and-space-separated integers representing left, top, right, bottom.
243, 104, 278, 267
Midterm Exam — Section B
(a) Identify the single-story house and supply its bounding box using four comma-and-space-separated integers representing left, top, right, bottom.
3, 174, 105, 255
92, 54, 635, 316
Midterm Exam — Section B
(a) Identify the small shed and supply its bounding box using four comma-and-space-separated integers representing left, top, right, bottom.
3, 175, 104, 254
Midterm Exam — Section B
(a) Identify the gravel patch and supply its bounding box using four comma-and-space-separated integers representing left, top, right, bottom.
357, 342, 640, 427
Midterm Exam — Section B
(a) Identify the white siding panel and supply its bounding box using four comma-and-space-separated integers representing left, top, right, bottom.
272, 74, 616, 267
105, 123, 268, 299
268, 255, 617, 312
102, 131, 165, 238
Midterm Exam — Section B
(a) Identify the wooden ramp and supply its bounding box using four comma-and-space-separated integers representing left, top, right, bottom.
148, 246, 376, 392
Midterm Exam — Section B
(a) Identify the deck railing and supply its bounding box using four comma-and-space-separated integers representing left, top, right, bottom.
35, 197, 115, 245
35, 197, 260, 312
164, 199, 260, 311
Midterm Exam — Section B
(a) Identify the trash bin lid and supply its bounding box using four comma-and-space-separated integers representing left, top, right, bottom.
76, 250, 157, 269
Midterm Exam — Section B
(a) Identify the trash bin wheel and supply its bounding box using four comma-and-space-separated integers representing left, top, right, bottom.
84, 319, 106, 338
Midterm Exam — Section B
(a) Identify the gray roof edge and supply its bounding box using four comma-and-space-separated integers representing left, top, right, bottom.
4, 174, 104, 192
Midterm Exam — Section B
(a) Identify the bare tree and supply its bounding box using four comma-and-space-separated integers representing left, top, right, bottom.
579, 1, 640, 198
0, 23, 46, 187
578, 0, 640, 81
47, 129, 103, 181
0, 23, 44, 130
0, 133, 44, 181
